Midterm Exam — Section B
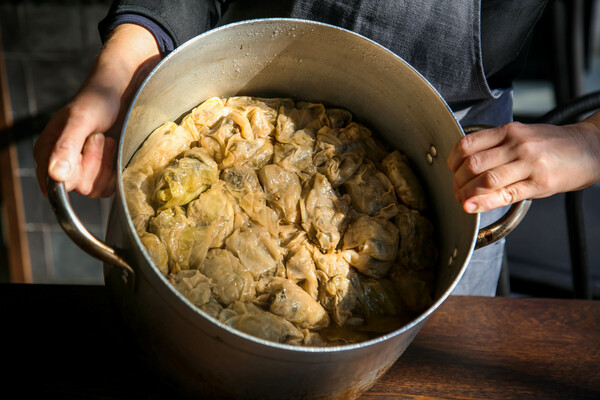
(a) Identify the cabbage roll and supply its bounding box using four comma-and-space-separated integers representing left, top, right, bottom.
275, 102, 326, 144
153, 147, 219, 209
219, 302, 303, 344
342, 215, 399, 279
169, 269, 214, 308
225, 227, 284, 279
317, 272, 362, 327
122, 166, 155, 234
312, 250, 351, 278
273, 142, 317, 182
221, 165, 262, 201
200, 249, 256, 306
257, 277, 330, 330
325, 108, 353, 129
258, 164, 302, 224
221, 135, 273, 170
343, 161, 398, 218
147, 207, 217, 272
285, 237, 319, 300
187, 181, 236, 248
126, 121, 198, 178
389, 264, 435, 313
190, 97, 228, 130
139, 232, 168, 274
300, 173, 349, 253
394, 205, 438, 270
313, 128, 365, 187
381, 151, 427, 211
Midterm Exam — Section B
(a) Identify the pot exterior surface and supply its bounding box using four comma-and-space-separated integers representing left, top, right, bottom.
109, 19, 478, 399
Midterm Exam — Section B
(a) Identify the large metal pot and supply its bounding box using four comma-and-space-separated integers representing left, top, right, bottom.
48, 19, 529, 399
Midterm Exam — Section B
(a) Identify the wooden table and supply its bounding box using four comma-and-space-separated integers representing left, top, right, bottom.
2, 283, 599, 399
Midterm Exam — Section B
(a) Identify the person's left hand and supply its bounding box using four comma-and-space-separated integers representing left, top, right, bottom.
447, 120, 600, 213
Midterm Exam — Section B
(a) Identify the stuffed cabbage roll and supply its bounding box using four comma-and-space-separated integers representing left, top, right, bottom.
312, 250, 351, 278
198, 117, 235, 164
221, 165, 262, 201
317, 272, 362, 327
257, 277, 330, 330
219, 302, 303, 344
273, 142, 317, 182
300, 173, 349, 253
169, 269, 214, 308
149, 206, 207, 272
394, 205, 438, 270
225, 96, 289, 138
221, 165, 279, 235
342, 215, 399, 279
363, 136, 389, 163
190, 97, 229, 129
275, 102, 327, 144
360, 276, 401, 317
187, 181, 236, 248
343, 161, 398, 218
389, 263, 435, 313
381, 151, 427, 211
325, 108, 353, 129
258, 164, 302, 224
225, 227, 284, 279
122, 166, 155, 234
139, 232, 168, 274
337, 122, 371, 143
126, 121, 198, 179
313, 129, 365, 187
284, 233, 319, 300
221, 134, 273, 170
200, 249, 256, 306
153, 147, 219, 209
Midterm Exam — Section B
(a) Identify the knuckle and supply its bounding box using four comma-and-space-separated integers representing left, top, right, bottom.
458, 134, 475, 153
501, 186, 519, 205
518, 140, 538, 159
482, 170, 501, 189
505, 121, 526, 135
465, 154, 480, 174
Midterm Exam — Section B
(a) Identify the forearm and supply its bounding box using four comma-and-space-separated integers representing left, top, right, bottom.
83, 23, 161, 109
578, 110, 600, 186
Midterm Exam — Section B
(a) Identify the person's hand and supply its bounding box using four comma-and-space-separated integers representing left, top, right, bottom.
33, 23, 161, 198
34, 85, 121, 197
447, 117, 600, 213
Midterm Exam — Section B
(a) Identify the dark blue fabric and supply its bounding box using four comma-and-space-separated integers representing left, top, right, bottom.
100, 14, 175, 54
99, 0, 548, 90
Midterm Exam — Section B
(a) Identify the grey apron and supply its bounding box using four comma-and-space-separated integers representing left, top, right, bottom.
222, 0, 512, 296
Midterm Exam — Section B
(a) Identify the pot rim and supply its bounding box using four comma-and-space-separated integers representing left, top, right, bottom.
117, 17, 477, 353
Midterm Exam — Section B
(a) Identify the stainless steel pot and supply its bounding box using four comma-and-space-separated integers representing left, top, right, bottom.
48, 19, 530, 399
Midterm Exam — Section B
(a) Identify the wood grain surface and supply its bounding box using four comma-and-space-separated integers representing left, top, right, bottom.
2, 284, 599, 399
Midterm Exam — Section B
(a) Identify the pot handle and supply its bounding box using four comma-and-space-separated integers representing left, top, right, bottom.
46, 177, 135, 287
462, 125, 532, 250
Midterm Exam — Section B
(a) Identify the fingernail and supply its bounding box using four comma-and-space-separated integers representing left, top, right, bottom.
464, 201, 478, 213
50, 160, 70, 179
93, 133, 105, 145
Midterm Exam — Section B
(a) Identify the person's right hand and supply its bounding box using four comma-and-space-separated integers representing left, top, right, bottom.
34, 84, 121, 198
33, 23, 161, 198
